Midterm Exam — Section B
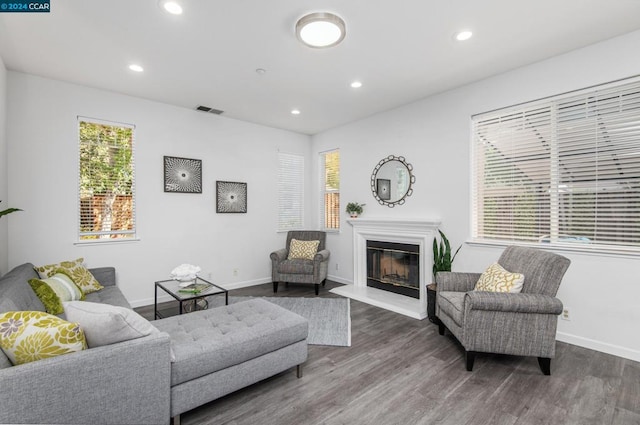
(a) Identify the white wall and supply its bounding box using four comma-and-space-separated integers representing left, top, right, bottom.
0, 56, 7, 275
6, 73, 311, 305
313, 30, 640, 361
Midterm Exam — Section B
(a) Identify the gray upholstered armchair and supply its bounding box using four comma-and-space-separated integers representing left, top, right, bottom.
270, 231, 330, 295
436, 246, 570, 375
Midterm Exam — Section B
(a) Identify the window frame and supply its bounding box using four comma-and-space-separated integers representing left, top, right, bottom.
77, 116, 137, 244
320, 149, 340, 232
471, 77, 640, 256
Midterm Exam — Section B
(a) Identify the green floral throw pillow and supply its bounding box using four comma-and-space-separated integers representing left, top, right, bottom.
29, 271, 85, 315
0, 311, 87, 365
35, 258, 104, 294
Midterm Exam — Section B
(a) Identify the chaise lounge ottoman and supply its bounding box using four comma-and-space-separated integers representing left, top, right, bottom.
153, 298, 309, 423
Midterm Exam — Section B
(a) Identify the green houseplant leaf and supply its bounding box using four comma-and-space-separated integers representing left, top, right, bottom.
0, 201, 22, 218
432, 229, 461, 281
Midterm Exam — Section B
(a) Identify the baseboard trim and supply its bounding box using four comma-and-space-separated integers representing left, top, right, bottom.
130, 277, 271, 308
556, 332, 640, 363
327, 274, 351, 285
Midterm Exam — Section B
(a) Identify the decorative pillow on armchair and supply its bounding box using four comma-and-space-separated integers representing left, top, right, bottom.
288, 239, 320, 260
35, 258, 104, 294
0, 311, 86, 365
474, 262, 525, 293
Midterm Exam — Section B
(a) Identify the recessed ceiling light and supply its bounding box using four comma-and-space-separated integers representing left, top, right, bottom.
160, 1, 182, 15
128, 64, 144, 72
255, 68, 267, 75
291, 109, 301, 115
296, 12, 346, 48
455, 30, 473, 41
350, 81, 362, 88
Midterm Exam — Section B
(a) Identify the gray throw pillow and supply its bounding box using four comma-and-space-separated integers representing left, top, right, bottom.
63, 301, 157, 348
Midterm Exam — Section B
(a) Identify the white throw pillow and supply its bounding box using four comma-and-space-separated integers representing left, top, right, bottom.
63, 301, 157, 348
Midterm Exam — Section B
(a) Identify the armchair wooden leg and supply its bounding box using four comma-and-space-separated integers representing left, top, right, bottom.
273, 282, 278, 293
465, 351, 476, 371
296, 364, 303, 378
321, 279, 326, 287
314, 283, 319, 295
538, 357, 551, 375
438, 322, 445, 335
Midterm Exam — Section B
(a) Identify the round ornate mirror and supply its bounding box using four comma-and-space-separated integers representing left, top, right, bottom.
370, 155, 415, 207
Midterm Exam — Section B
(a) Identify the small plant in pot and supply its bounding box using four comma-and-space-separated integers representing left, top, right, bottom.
345, 202, 365, 218
428, 230, 461, 323
433, 229, 461, 280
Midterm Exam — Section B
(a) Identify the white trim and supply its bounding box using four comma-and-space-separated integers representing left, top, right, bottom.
557, 332, 640, 363
466, 239, 640, 259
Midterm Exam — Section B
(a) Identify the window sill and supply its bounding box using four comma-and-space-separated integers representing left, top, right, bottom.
467, 239, 640, 259
74, 238, 141, 246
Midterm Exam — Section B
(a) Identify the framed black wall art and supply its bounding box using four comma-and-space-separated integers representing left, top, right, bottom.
164, 156, 203, 193
216, 181, 247, 213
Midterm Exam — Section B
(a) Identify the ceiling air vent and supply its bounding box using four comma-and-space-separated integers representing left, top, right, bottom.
195, 105, 224, 115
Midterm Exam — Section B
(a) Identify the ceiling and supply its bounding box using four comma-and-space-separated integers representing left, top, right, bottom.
1, 1, 640, 135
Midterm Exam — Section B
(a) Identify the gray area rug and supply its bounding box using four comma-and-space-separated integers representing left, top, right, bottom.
207, 296, 351, 347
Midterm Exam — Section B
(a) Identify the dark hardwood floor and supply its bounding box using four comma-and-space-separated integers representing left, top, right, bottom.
136, 281, 640, 425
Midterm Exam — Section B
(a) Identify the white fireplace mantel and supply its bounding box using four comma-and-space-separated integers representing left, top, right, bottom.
330, 217, 441, 319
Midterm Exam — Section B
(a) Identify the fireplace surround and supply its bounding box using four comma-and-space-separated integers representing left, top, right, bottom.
330, 218, 441, 319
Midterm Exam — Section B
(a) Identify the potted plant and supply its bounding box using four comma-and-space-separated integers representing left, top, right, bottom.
0, 201, 21, 218
345, 202, 365, 218
428, 229, 461, 323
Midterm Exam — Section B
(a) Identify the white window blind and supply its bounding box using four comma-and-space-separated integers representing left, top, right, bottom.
78, 117, 136, 241
277, 152, 304, 231
472, 78, 640, 252
321, 150, 340, 230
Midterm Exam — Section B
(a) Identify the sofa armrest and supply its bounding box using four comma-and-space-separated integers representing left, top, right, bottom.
270, 248, 288, 263
89, 266, 116, 287
314, 249, 330, 263
0, 332, 171, 425
436, 271, 480, 292
465, 291, 563, 315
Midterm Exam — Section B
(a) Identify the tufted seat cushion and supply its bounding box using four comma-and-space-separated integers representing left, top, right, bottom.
152, 299, 308, 386
277, 259, 314, 274
438, 291, 466, 327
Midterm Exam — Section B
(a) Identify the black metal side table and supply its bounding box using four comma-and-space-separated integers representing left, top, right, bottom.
154, 276, 228, 319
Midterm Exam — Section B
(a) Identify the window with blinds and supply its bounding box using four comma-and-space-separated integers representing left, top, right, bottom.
472, 78, 640, 252
321, 150, 340, 230
78, 118, 136, 241
277, 152, 304, 231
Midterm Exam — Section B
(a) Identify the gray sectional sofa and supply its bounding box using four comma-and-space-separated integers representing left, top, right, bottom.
0, 263, 308, 425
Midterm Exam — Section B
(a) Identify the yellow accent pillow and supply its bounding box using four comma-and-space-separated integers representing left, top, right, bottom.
0, 311, 87, 366
35, 258, 104, 294
288, 239, 320, 260
474, 263, 525, 293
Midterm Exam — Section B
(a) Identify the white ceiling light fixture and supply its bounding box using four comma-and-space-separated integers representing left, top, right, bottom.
455, 30, 473, 41
160, 0, 183, 15
128, 64, 144, 72
291, 109, 301, 115
350, 81, 363, 88
296, 12, 346, 48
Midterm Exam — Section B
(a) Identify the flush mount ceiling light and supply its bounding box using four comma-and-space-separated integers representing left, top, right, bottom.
296, 12, 346, 48
291, 109, 301, 115
350, 81, 363, 88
